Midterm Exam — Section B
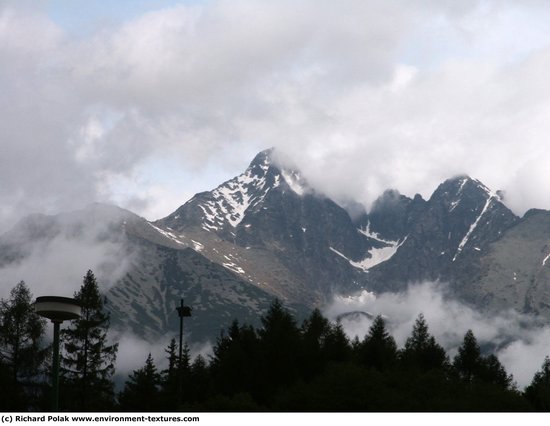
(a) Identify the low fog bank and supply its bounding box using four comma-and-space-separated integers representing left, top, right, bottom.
0, 211, 135, 300
326, 281, 549, 388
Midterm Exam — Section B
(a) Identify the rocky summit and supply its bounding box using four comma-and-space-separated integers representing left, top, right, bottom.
2, 149, 550, 343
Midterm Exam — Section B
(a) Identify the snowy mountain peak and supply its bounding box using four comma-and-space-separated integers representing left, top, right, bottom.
250, 148, 309, 196
431, 177, 514, 262
431, 175, 497, 213
197, 154, 278, 231
159, 149, 312, 233
248, 148, 275, 173
438, 175, 503, 200
202, 150, 312, 229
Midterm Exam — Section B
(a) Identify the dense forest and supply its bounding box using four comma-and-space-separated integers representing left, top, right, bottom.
2, 271, 550, 412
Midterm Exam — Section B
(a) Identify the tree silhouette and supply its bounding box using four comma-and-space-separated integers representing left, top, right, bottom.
118, 353, 161, 411
210, 320, 259, 397
524, 357, 550, 410
453, 329, 482, 382
0, 281, 47, 410
400, 314, 448, 371
187, 355, 210, 404
61, 270, 117, 410
103, 302, 541, 411
160, 338, 189, 408
323, 322, 352, 364
479, 354, 513, 390
256, 299, 301, 399
359, 315, 397, 370
453, 330, 513, 389
300, 309, 332, 377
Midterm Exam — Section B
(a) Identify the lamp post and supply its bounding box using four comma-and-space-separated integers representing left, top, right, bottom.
176, 299, 192, 404
34, 296, 81, 412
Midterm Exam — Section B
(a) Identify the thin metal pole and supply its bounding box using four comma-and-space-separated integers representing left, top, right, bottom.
52, 321, 61, 412
178, 299, 184, 404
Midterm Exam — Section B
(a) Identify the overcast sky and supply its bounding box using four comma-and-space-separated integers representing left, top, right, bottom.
2, 0, 550, 230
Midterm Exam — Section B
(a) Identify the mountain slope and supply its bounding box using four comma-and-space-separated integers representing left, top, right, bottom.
154, 152, 522, 313
155, 149, 380, 305
364, 176, 519, 292
0, 203, 288, 343
106, 235, 281, 341
462, 209, 550, 315
3, 149, 550, 344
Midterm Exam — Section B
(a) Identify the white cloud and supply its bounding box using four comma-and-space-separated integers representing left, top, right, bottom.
2, 0, 550, 228
0, 206, 135, 299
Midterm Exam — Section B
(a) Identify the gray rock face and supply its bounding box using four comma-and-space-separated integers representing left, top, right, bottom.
461, 209, 550, 316
106, 235, 280, 342
155, 149, 377, 306
0, 202, 291, 343
3, 150, 550, 344
364, 176, 519, 292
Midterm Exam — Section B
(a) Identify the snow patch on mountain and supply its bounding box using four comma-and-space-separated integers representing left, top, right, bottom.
149, 223, 186, 245
191, 240, 204, 252
458, 177, 468, 193
453, 192, 495, 262
223, 262, 245, 274
473, 178, 493, 196
330, 236, 406, 272
197, 163, 271, 230
449, 199, 460, 212
357, 222, 396, 245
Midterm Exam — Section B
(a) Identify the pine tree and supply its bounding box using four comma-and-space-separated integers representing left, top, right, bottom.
323, 322, 352, 364
61, 270, 117, 411
524, 357, 550, 410
479, 354, 513, 390
118, 354, 161, 411
188, 355, 210, 403
160, 338, 190, 409
453, 330, 482, 382
301, 309, 331, 348
210, 320, 259, 397
257, 299, 301, 397
301, 309, 332, 377
359, 315, 397, 370
400, 314, 448, 371
0, 281, 47, 410
0, 360, 11, 411
452, 330, 513, 389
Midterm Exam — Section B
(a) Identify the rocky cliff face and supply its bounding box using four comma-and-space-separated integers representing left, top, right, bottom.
155, 149, 379, 306
363, 176, 519, 292
460, 209, 550, 314
3, 149, 550, 344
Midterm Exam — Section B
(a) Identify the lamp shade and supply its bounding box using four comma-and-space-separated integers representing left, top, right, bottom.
34, 296, 81, 322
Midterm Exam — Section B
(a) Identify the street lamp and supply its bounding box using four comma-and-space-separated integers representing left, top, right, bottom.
34, 296, 81, 412
176, 299, 191, 404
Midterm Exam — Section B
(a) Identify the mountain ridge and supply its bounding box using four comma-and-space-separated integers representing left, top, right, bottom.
1, 149, 549, 343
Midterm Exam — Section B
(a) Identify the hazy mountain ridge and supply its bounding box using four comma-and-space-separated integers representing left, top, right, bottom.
2, 149, 550, 343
